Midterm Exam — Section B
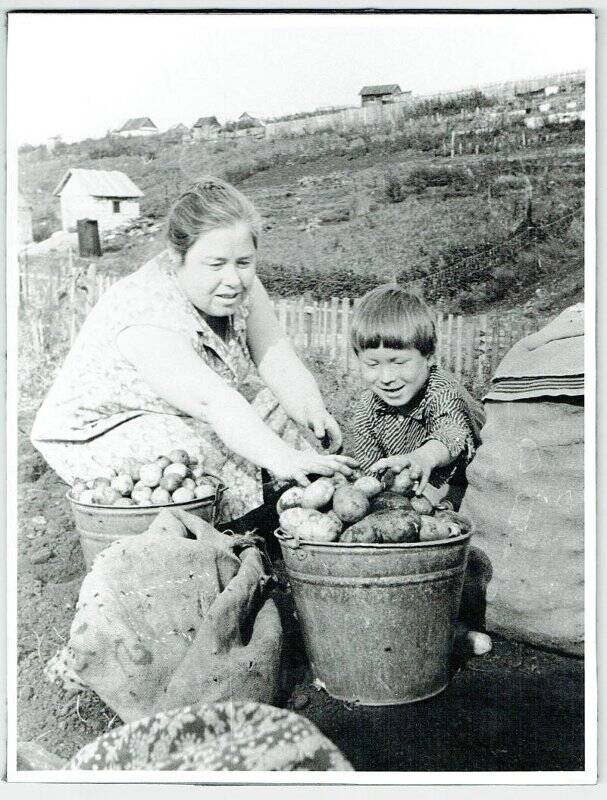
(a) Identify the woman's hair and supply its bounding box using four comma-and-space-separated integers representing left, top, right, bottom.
167, 177, 262, 261
350, 284, 436, 356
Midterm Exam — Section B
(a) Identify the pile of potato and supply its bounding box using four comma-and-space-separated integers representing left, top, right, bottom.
277, 471, 471, 544
69, 450, 219, 507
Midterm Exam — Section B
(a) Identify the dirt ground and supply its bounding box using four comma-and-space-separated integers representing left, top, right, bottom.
16, 422, 584, 772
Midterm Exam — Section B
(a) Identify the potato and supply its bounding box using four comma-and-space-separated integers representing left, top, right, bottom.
377, 511, 421, 543
279, 507, 340, 542
191, 465, 206, 481
326, 510, 344, 534
156, 456, 172, 470
113, 497, 136, 507
369, 491, 413, 513
139, 462, 164, 488
332, 486, 369, 524
168, 449, 190, 465
164, 462, 190, 480
392, 469, 414, 496
418, 515, 442, 542
301, 478, 335, 510
339, 522, 379, 543
71, 479, 87, 500
410, 494, 434, 515
111, 474, 134, 497
341, 510, 420, 544
132, 486, 153, 505
77, 489, 96, 505
181, 477, 196, 491
353, 476, 382, 498
331, 472, 349, 487
92, 477, 112, 490
150, 487, 171, 505
434, 510, 472, 534
94, 486, 121, 506
276, 486, 304, 514
171, 487, 196, 504
118, 458, 143, 481
194, 483, 216, 500
160, 473, 182, 492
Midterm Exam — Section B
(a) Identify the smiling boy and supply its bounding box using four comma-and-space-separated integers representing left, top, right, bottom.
351, 285, 485, 509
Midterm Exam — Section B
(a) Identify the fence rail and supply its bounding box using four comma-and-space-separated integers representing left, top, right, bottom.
18, 253, 537, 395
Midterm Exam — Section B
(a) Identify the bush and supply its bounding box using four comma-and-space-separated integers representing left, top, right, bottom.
384, 169, 405, 203
408, 165, 475, 193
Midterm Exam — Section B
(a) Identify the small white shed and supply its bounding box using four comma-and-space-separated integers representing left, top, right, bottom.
53, 169, 144, 232
116, 117, 158, 137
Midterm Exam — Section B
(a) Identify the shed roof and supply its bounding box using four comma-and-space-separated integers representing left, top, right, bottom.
53, 169, 144, 198
117, 117, 158, 132
193, 116, 221, 128
359, 84, 402, 96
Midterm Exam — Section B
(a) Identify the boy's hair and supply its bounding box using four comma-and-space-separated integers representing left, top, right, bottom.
351, 284, 436, 356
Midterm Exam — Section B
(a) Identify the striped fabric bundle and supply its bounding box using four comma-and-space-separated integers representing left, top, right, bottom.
485, 304, 583, 401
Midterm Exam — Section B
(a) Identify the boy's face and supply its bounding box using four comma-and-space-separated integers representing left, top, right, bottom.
357, 345, 432, 407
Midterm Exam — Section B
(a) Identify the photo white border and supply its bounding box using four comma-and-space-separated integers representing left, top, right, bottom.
3, 3, 598, 789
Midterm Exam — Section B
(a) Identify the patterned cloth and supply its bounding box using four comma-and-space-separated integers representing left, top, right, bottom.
68, 701, 353, 771
353, 365, 485, 495
31, 250, 312, 523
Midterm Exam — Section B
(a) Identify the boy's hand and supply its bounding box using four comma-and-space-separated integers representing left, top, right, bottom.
370, 449, 441, 495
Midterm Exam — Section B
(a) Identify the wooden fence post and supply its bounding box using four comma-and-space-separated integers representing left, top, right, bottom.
341, 297, 350, 371
330, 297, 339, 360
277, 299, 287, 335
436, 311, 444, 367
454, 315, 464, 381
445, 313, 454, 372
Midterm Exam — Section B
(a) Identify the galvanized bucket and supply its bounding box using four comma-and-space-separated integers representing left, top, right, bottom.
275, 529, 472, 705
69, 484, 223, 570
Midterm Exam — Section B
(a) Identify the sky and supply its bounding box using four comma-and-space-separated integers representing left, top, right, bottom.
8, 11, 594, 145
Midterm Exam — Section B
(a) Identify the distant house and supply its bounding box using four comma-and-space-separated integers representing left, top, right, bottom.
359, 84, 403, 107
46, 135, 63, 153
53, 168, 144, 232
544, 84, 560, 97
192, 116, 221, 141
18, 192, 33, 246
116, 117, 158, 137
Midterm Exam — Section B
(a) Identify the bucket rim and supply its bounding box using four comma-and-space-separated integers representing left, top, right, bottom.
67, 482, 224, 511
274, 526, 472, 550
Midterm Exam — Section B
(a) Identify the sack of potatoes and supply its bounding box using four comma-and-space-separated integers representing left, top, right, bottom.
69, 449, 221, 508
276, 469, 471, 545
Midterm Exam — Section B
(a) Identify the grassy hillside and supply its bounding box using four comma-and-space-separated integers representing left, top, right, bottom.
19, 109, 584, 318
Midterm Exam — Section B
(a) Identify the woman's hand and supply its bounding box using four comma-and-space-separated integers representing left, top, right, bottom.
302, 401, 343, 454
271, 450, 358, 487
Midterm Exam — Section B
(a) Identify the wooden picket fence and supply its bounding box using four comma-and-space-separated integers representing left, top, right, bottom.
19, 254, 537, 394
271, 297, 536, 391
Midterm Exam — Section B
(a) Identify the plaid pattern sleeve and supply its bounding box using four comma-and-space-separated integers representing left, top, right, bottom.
424, 389, 477, 463
353, 392, 385, 473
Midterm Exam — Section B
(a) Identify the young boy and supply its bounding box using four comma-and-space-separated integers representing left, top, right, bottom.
351, 284, 491, 656
351, 284, 485, 509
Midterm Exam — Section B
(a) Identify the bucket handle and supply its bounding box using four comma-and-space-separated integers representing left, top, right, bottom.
210, 484, 225, 528
274, 528, 308, 560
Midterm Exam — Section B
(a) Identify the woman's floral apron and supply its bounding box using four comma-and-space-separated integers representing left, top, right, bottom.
31, 251, 313, 524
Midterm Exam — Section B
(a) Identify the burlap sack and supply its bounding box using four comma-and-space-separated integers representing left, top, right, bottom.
461, 397, 584, 655
48, 509, 282, 722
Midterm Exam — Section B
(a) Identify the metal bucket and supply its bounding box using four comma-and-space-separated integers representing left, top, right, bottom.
69, 485, 223, 570
275, 530, 471, 705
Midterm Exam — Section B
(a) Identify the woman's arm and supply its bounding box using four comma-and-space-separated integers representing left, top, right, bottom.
117, 325, 354, 484
246, 278, 342, 451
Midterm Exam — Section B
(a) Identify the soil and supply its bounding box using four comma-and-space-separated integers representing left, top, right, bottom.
16, 421, 584, 772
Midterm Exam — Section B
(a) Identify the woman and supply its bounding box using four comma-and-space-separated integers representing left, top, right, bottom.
31, 178, 356, 525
